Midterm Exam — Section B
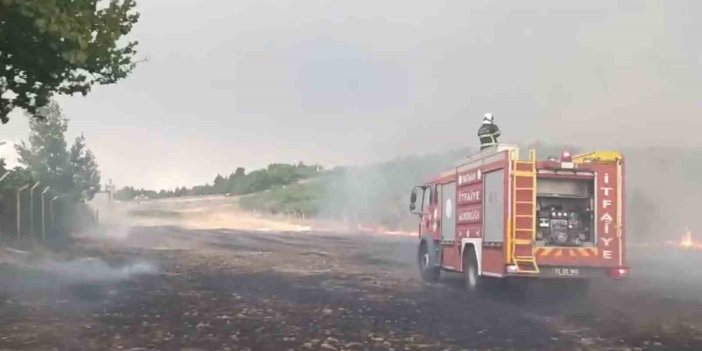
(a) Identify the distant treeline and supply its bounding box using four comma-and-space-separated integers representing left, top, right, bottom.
113, 162, 323, 201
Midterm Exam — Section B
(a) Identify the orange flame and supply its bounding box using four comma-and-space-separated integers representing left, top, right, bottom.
678, 230, 702, 250
356, 223, 415, 236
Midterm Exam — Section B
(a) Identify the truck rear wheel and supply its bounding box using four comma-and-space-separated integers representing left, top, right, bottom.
418, 241, 440, 283
463, 248, 484, 295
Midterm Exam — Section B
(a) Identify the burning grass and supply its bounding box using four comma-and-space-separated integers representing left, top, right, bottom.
666, 230, 702, 250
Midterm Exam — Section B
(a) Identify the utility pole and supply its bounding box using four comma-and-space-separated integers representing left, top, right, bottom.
30, 182, 40, 239
41, 186, 51, 242
17, 184, 29, 237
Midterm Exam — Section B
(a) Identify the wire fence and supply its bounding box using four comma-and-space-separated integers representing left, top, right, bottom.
0, 187, 97, 247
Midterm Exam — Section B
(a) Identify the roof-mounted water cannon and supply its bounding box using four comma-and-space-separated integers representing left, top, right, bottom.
561, 150, 572, 162
560, 150, 574, 169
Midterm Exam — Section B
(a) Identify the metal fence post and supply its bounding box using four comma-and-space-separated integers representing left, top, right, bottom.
0, 172, 8, 239
30, 182, 41, 240
41, 186, 51, 242
17, 184, 30, 238
50, 196, 59, 237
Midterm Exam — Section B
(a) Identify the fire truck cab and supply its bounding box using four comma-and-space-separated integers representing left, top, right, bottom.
409, 144, 628, 293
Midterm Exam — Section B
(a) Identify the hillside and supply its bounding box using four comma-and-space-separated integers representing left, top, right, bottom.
239, 148, 471, 230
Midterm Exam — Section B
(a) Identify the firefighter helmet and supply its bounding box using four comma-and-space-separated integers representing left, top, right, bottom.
482, 113, 494, 124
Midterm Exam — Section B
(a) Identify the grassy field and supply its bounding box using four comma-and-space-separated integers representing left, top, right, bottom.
238, 180, 327, 218
127, 209, 184, 218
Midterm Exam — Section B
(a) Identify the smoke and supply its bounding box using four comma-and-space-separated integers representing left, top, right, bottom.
0, 248, 158, 295
620, 146, 702, 242
84, 192, 135, 240
312, 140, 702, 242
318, 148, 470, 230
23, 256, 157, 283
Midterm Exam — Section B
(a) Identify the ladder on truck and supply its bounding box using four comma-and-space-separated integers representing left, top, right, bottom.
510, 149, 539, 273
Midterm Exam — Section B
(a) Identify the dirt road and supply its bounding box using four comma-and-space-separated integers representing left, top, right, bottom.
1, 201, 701, 350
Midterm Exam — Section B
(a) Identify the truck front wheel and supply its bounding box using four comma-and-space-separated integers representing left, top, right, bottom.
463, 248, 484, 295
418, 241, 440, 283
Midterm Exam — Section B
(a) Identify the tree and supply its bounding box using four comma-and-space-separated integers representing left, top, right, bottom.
69, 134, 101, 200
0, 0, 140, 124
213, 174, 226, 193
15, 102, 74, 193
15, 101, 100, 201
114, 186, 136, 201
0, 165, 33, 193
0, 161, 33, 223
0, 158, 34, 195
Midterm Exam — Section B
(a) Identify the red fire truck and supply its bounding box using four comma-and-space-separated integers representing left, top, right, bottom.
409, 145, 628, 293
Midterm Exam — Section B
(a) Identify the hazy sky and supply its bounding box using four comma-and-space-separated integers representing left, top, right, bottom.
1, 0, 700, 189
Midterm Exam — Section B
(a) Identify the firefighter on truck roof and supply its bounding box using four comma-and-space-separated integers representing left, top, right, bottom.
478, 113, 501, 150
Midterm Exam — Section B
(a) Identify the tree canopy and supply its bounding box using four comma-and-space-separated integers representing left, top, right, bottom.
0, 0, 140, 124
15, 102, 73, 193
0, 157, 33, 194
70, 133, 101, 200
15, 101, 101, 201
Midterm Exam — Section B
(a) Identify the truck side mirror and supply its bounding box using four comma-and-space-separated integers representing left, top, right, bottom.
409, 190, 417, 211
409, 186, 425, 214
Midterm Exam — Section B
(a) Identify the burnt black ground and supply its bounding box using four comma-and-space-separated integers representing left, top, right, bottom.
1, 226, 701, 351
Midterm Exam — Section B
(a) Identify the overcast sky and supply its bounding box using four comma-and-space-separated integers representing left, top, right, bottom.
1, 0, 700, 189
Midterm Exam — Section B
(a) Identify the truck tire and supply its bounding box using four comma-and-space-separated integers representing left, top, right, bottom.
418, 241, 440, 283
463, 248, 484, 296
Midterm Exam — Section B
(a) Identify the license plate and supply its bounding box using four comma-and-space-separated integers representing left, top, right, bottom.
552, 267, 581, 277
